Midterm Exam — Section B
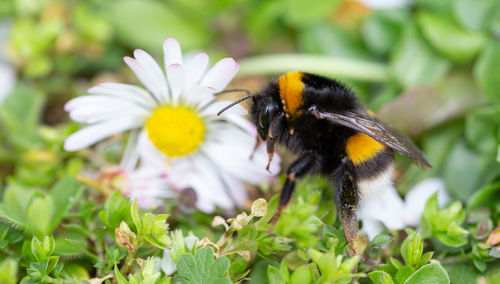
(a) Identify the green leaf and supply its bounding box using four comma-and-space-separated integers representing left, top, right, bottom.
405, 263, 450, 284
283, 0, 341, 26
114, 264, 129, 284
474, 41, 500, 103
394, 266, 415, 284
367, 233, 392, 250
390, 23, 450, 88
415, 0, 453, 11
0, 84, 44, 138
290, 265, 312, 284
443, 142, 483, 201
416, 252, 434, 268
443, 263, 481, 284
0, 258, 18, 284
27, 195, 54, 237
268, 266, 286, 284
436, 233, 468, 248
361, 10, 408, 56
465, 105, 500, 155
401, 233, 423, 267
176, 247, 231, 284
454, 0, 500, 31
298, 24, 370, 60
368, 271, 395, 284
417, 11, 486, 63
0, 183, 37, 233
131, 201, 141, 234
103, 191, 132, 229
48, 177, 83, 233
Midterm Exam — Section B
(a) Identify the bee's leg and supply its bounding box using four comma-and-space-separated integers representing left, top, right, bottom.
335, 160, 359, 256
265, 138, 275, 172
269, 153, 316, 232
249, 135, 261, 160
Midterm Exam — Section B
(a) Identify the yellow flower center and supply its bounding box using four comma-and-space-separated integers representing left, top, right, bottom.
145, 106, 205, 157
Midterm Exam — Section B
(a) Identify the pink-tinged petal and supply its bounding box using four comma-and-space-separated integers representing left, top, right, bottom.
184, 52, 208, 88
124, 55, 169, 103
201, 101, 248, 117
64, 117, 142, 151
163, 37, 183, 68
200, 58, 239, 92
402, 178, 450, 226
133, 49, 170, 102
166, 63, 183, 104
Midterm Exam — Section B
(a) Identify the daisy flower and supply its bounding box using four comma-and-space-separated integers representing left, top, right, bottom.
64, 37, 279, 211
358, 178, 450, 240
97, 164, 173, 210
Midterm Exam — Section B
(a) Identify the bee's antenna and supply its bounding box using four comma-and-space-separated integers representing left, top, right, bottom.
214, 89, 252, 97
216, 93, 255, 116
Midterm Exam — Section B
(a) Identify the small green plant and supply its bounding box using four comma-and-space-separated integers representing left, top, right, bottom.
369, 232, 449, 284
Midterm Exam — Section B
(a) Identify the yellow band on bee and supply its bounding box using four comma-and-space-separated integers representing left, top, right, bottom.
278, 72, 304, 118
345, 133, 385, 165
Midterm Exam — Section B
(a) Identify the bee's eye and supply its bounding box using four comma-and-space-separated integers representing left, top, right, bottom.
257, 102, 279, 140
257, 113, 269, 140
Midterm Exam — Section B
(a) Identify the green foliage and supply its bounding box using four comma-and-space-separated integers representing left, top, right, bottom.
420, 193, 469, 247
175, 247, 231, 284
370, 233, 449, 284
0, 177, 82, 238
1, 0, 500, 283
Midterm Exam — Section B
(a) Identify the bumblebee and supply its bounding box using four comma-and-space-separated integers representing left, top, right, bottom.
218, 71, 431, 253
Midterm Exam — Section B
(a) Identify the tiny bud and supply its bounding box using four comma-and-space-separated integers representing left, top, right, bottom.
251, 198, 267, 217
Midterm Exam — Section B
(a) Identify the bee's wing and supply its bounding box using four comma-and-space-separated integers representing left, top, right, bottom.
312, 110, 431, 169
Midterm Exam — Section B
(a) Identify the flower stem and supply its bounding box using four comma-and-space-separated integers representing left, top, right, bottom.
237, 54, 389, 82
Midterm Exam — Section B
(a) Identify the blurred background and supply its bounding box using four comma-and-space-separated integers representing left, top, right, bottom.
0, 0, 500, 282
1, 0, 499, 200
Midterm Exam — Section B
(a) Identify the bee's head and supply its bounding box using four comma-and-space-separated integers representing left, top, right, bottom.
251, 93, 280, 141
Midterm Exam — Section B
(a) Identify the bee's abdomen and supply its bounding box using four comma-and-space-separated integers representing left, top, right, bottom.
345, 133, 395, 198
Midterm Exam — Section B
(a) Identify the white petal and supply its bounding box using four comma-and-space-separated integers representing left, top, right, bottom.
161, 250, 177, 275
137, 131, 168, 167
64, 117, 142, 151
184, 52, 208, 89
88, 82, 157, 107
183, 85, 215, 107
358, 185, 405, 230
184, 236, 199, 251
66, 96, 147, 123
120, 129, 140, 171
187, 157, 234, 209
201, 101, 248, 117
0, 63, 15, 103
166, 63, 183, 105
124, 54, 169, 103
219, 170, 248, 208
163, 37, 182, 68
210, 113, 256, 135
402, 178, 450, 226
200, 58, 239, 92
360, 219, 384, 241
203, 126, 279, 184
